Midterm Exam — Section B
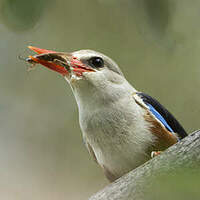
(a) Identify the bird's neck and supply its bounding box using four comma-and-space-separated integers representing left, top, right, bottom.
70, 78, 136, 114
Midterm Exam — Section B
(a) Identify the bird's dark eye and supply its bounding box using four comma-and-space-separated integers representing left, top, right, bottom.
88, 57, 104, 68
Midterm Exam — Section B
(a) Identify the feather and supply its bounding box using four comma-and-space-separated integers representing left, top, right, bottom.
136, 92, 187, 139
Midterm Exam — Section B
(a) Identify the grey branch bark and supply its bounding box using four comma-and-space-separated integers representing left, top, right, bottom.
89, 130, 200, 200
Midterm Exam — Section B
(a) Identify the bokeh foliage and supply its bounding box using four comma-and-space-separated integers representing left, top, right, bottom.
0, 0, 51, 31
147, 167, 200, 200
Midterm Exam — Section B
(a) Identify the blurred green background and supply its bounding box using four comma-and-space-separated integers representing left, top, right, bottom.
147, 167, 200, 200
0, 0, 200, 199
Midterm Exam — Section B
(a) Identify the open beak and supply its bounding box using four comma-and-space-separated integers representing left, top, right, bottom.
28, 46, 70, 76
27, 46, 95, 76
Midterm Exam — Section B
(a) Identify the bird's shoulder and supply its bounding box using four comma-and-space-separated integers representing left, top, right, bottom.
132, 92, 187, 140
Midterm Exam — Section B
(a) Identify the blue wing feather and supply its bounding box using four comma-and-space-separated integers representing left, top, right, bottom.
137, 92, 187, 139
146, 103, 174, 133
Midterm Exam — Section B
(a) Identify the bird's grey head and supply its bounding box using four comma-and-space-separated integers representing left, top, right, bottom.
72, 49, 123, 76
67, 50, 124, 89
65, 50, 133, 107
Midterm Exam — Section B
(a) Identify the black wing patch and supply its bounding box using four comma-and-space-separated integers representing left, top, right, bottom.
137, 92, 187, 139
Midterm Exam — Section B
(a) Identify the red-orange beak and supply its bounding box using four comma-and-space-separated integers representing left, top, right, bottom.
27, 46, 95, 76
28, 46, 69, 76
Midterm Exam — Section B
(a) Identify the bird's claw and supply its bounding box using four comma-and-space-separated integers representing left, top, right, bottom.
151, 151, 162, 158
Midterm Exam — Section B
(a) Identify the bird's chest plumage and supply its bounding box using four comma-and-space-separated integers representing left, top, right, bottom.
79, 100, 155, 181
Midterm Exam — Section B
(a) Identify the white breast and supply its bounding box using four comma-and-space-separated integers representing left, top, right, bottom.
69, 72, 156, 180
79, 94, 156, 180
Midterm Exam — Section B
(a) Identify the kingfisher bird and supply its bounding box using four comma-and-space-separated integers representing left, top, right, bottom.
26, 46, 187, 182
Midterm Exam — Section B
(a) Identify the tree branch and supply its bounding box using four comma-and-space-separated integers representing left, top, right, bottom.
89, 130, 200, 200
